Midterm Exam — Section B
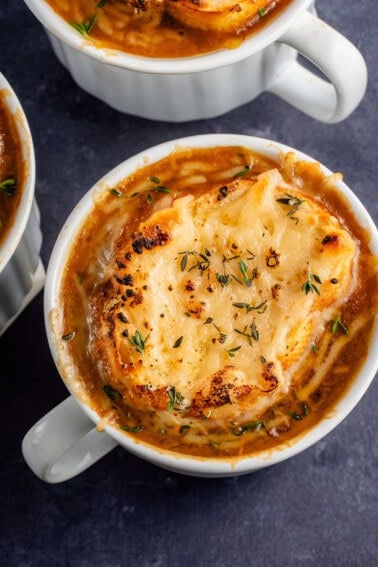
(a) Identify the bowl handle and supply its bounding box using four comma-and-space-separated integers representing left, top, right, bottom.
268, 10, 367, 123
22, 396, 118, 483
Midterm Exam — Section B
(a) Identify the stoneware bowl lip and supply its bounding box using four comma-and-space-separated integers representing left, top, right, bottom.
24, 0, 313, 75
0, 72, 36, 274
44, 133, 378, 476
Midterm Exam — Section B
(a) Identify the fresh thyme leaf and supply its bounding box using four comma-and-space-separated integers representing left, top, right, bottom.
260, 356, 267, 364
173, 336, 183, 348
0, 177, 16, 195
180, 254, 188, 272
204, 317, 213, 324
234, 165, 250, 177
276, 193, 305, 218
258, 7, 267, 16
147, 193, 153, 204
109, 188, 123, 197
120, 425, 143, 433
62, 332, 75, 341
216, 273, 232, 287
232, 300, 267, 314
331, 314, 349, 335
234, 322, 259, 346
167, 386, 184, 412
225, 345, 242, 358
149, 176, 160, 184
70, 14, 97, 36
302, 270, 322, 295
127, 330, 150, 353
303, 402, 310, 416
97, 0, 108, 5
231, 421, 265, 436
103, 385, 122, 400
238, 260, 252, 287
311, 343, 319, 353
288, 411, 302, 421
155, 186, 171, 193
251, 319, 259, 341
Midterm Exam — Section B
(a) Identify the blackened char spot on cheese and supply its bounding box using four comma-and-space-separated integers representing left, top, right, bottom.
116, 259, 126, 269
132, 225, 170, 254
129, 291, 143, 307
322, 234, 339, 245
185, 280, 195, 291
117, 312, 129, 323
217, 185, 229, 200
116, 274, 134, 286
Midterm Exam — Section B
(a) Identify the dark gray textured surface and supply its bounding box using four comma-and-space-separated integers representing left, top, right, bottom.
0, 1, 377, 565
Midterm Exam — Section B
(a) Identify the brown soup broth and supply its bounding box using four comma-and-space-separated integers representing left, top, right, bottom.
45, 0, 293, 58
58, 146, 377, 459
0, 91, 24, 248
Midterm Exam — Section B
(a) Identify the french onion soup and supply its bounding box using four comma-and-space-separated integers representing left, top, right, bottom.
0, 90, 24, 247
56, 146, 377, 458
45, 0, 291, 58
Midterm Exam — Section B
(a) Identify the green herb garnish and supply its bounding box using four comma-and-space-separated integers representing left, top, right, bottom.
167, 386, 184, 412
232, 300, 267, 314
225, 346, 242, 358
258, 7, 267, 17
216, 273, 232, 287
237, 260, 252, 287
288, 411, 302, 421
302, 270, 322, 295
62, 332, 75, 341
331, 314, 349, 335
103, 385, 122, 400
204, 317, 213, 324
0, 177, 16, 195
302, 402, 310, 416
109, 188, 123, 197
70, 14, 97, 36
179, 425, 190, 434
231, 421, 265, 436
127, 330, 150, 353
234, 165, 250, 177
120, 425, 143, 433
97, 0, 108, 6
276, 193, 305, 223
234, 321, 259, 346
173, 336, 183, 348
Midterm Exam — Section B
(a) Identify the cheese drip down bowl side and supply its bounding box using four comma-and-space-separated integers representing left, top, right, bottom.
23, 0, 367, 122
22, 134, 378, 483
0, 72, 44, 336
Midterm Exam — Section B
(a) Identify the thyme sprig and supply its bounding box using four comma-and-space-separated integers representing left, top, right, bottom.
0, 177, 16, 195
179, 249, 210, 274
232, 300, 267, 314
276, 193, 305, 216
70, 14, 97, 36
167, 386, 185, 412
234, 320, 259, 346
234, 164, 250, 177
231, 420, 265, 436
331, 314, 349, 335
127, 330, 150, 353
103, 385, 122, 400
224, 345, 242, 358
237, 260, 252, 287
120, 424, 143, 433
302, 267, 322, 295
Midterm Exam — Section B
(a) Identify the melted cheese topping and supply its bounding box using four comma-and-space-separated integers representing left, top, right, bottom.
57, 147, 378, 457
89, 167, 357, 423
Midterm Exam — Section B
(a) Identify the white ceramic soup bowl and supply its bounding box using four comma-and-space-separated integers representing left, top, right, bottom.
24, 0, 367, 122
0, 72, 45, 336
22, 134, 378, 483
